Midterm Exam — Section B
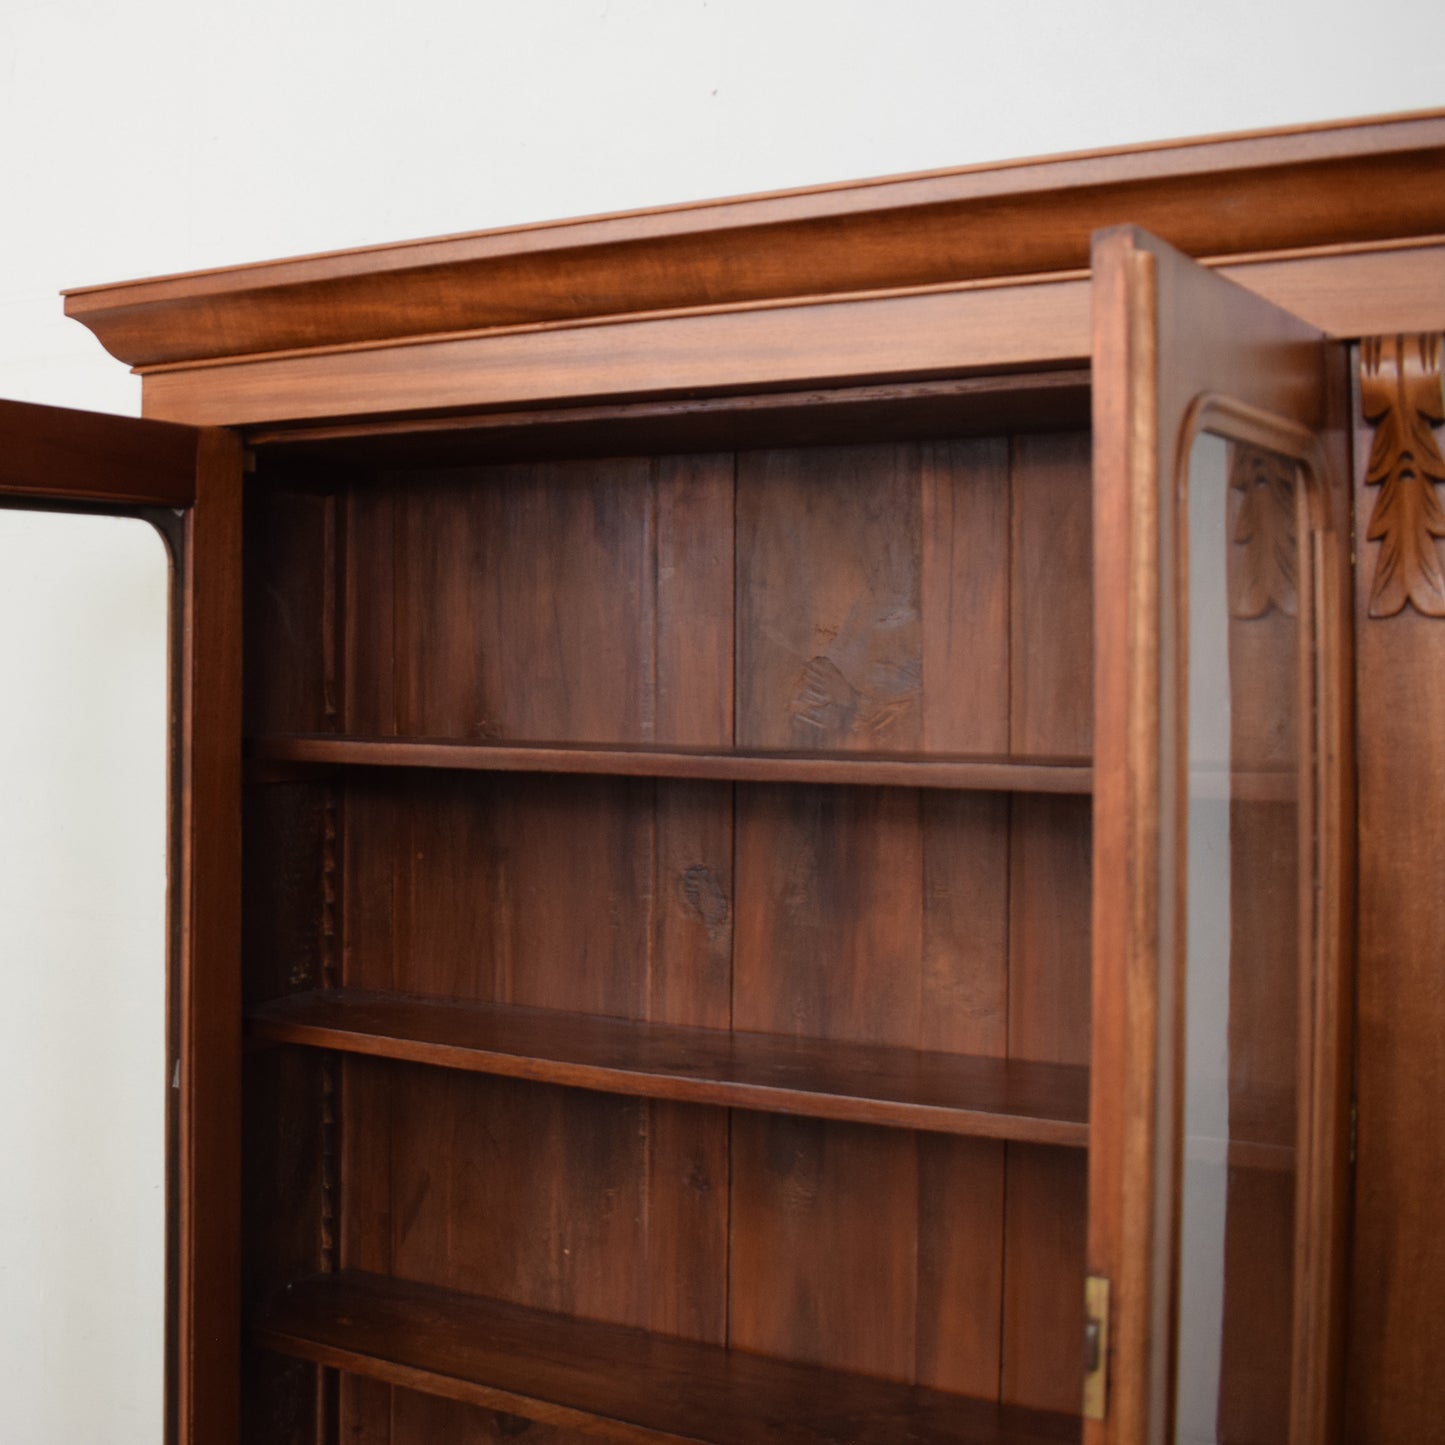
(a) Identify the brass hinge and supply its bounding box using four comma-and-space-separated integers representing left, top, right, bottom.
1083, 1274, 1111, 1421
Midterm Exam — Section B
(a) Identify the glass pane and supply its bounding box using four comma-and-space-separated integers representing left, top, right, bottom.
1175, 434, 1304, 1445
0, 509, 170, 1443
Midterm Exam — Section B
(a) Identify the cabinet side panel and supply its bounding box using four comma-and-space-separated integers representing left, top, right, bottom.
1347, 364, 1445, 1443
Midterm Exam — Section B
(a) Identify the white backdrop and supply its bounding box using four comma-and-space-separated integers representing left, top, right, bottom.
1, 1, 1442, 1439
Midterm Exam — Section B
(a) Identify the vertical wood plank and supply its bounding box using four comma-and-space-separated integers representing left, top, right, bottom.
921, 791, 1010, 1057
916, 1135, 1007, 1397
1010, 431, 1093, 758
1000, 1144, 1089, 1413
1001, 426, 1093, 1415
737, 444, 922, 752
177, 428, 244, 1445
343, 484, 396, 737
655, 452, 735, 748
1007, 794, 1093, 1069
728, 1114, 919, 1380
733, 784, 923, 1046
921, 437, 1011, 755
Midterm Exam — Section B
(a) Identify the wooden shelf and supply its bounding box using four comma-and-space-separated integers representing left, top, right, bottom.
254, 1270, 1083, 1444
246, 735, 1093, 794
247, 989, 1089, 1146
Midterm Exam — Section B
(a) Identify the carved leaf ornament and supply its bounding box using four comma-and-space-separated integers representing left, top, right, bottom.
1360, 334, 1445, 618
1230, 442, 1299, 620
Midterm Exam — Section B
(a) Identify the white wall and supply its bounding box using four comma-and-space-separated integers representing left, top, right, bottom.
2, 2, 1442, 1439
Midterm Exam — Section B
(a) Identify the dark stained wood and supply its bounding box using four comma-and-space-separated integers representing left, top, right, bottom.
1001, 1146, 1089, 1414
41, 112, 1424, 1445
254, 1270, 1082, 1445
177, 428, 245, 1445
246, 374, 1092, 463
920, 439, 1012, 754
1010, 432, 1094, 758
0, 396, 197, 505
247, 735, 1093, 793
378, 1069, 725, 1339
247, 988, 1090, 1145
68, 113, 1445, 370
736, 444, 923, 754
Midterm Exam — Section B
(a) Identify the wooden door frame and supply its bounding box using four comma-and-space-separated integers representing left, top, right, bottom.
0, 400, 243, 1445
1087, 230, 1354, 1445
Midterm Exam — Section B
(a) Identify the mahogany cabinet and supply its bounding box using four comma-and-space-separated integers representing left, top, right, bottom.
4, 109, 1445, 1445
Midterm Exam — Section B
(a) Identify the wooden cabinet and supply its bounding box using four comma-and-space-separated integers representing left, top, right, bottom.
4, 110, 1445, 1445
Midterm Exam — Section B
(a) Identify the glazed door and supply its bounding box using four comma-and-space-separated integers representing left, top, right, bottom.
0, 399, 243, 1445
1086, 231, 1353, 1445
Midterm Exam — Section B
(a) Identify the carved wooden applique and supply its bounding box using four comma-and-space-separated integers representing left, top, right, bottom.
1230, 442, 1299, 619
1360, 334, 1445, 618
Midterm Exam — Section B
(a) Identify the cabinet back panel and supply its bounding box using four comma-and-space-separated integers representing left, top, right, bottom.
248, 430, 1091, 758
340, 773, 734, 1023
240, 423, 1097, 1434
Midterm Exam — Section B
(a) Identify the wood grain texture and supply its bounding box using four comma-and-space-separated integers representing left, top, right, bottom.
70, 113, 1445, 369
1346, 346, 1445, 1444
0, 395, 197, 504
1359, 332, 1445, 616
177, 429, 245, 1445
247, 735, 1093, 793
247, 989, 1089, 1145
247, 374, 1091, 463
1087, 228, 1348, 1445
255, 1271, 1082, 1445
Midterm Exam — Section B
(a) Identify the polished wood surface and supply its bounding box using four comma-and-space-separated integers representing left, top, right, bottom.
1346, 337, 1445, 1443
0, 395, 197, 504
1088, 229, 1351, 1445
65, 112, 1445, 370
248, 988, 1090, 1144
39, 111, 1445, 1445
248, 735, 1093, 793
135, 244, 1445, 428
255, 1271, 1082, 1445
176, 428, 245, 1445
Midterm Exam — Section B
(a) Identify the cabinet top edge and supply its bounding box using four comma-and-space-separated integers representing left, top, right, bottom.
62, 109, 1445, 372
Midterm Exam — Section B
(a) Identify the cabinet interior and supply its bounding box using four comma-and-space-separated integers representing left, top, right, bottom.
239, 375, 1097, 1444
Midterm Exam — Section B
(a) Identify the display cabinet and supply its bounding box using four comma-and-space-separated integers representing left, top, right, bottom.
4, 109, 1445, 1445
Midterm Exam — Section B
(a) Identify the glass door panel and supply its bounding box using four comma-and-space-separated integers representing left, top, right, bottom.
1087, 226, 1351, 1445
1176, 434, 1307, 1445
0, 508, 171, 1444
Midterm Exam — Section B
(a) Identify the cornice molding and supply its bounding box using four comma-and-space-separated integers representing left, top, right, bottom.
62, 110, 1445, 373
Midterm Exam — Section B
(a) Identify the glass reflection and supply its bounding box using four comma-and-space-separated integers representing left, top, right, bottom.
0, 509, 169, 1443
1175, 434, 1304, 1445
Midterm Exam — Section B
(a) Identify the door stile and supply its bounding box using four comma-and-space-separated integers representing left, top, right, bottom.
174, 426, 244, 1445
1087, 227, 1352, 1445
1088, 229, 1170, 1445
